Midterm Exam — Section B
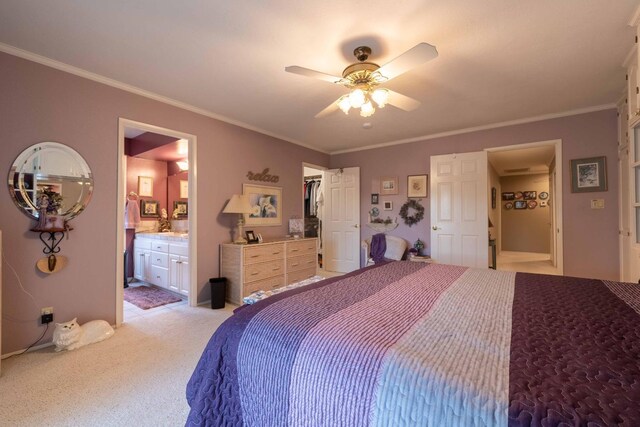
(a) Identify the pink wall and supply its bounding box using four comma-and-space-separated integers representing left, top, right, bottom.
126, 156, 169, 211
168, 171, 188, 215
0, 52, 328, 354
331, 109, 619, 281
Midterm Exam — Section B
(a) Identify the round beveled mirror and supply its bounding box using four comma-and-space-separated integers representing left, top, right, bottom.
8, 142, 93, 220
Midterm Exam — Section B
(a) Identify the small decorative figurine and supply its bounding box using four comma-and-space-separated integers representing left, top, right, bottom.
158, 208, 171, 232
414, 239, 425, 256
52, 318, 115, 352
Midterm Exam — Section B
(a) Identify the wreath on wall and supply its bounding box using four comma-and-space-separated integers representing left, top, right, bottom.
399, 199, 424, 227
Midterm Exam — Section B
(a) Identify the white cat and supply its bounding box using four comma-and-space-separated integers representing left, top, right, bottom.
52, 318, 115, 352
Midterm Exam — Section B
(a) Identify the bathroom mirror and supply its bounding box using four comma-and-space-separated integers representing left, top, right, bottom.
8, 142, 94, 220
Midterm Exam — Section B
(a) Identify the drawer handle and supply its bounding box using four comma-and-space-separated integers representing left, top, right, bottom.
272, 251, 281, 255
291, 263, 299, 267
307, 260, 314, 264
250, 255, 260, 258
251, 272, 259, 276
156, 276, 161, 279
157, 258, 161, 262
273, 267, 280, 271
291, 249, 299, 252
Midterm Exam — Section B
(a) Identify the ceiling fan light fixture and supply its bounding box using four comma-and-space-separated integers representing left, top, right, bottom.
338, 96, 351, 114
360, 101, 375, 117
348, 88, 366, 108
371, 88, 389, 108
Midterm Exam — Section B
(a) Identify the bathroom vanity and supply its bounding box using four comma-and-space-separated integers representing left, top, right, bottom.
134, 233, 189, 296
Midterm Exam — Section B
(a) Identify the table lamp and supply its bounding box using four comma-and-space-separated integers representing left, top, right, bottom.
223, 194, 253, 244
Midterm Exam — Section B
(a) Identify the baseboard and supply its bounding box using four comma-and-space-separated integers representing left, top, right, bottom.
1, 340, 54, 359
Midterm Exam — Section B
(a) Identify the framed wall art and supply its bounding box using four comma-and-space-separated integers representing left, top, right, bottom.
407, 175, 428, 198
243, 183, 282, 226
523, 191, 537, 200
140, 199, 159, 217
173, 200, 188, 217
502, 192, 515, 200
179, 180, 189, 199
138, 176, 153, 197
380, 176, 398, 195
383, 201, 393, 211
570, 156, 607, 193
371, 193, 379, 204
513, 200, 527, 210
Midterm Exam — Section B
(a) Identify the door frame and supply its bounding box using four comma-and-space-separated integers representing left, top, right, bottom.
301, 162, 327, 233
116, 118, 198, 327
485, 139, 563, 274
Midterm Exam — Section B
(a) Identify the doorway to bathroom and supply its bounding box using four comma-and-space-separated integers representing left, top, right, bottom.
116, 119, 197, 325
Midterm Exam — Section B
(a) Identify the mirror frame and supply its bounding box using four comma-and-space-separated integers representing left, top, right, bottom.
8, 141, 94, 221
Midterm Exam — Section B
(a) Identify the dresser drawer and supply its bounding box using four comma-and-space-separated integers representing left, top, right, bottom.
151, 252, 169, 268
286, 239, 316, 257
287, 267, 317, 285
244, 243, 285, 265
244, 259, 285, 283
151, 241, 169, 253
287, 254, 317, 272
243, 275, 285, 296
150, 265, 168, 288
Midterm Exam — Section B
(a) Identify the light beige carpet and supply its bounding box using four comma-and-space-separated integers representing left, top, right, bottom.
0, 303, 235, 426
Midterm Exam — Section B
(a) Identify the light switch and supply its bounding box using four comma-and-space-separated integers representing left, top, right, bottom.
591, 199, 605, 209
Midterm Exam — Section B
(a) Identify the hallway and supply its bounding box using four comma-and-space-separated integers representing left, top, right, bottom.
497, 251, 560, 275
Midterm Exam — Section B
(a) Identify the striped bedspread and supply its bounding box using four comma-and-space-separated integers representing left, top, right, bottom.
186, 262, 640, 426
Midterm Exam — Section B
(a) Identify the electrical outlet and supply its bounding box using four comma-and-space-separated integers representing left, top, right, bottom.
41, 307, 54, 325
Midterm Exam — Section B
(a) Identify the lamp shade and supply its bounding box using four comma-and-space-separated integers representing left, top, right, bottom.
223, 194, 252, 214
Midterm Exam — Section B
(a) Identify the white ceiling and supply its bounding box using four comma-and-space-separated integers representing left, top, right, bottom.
0, 1, 637, 153
488, 145, 555, 176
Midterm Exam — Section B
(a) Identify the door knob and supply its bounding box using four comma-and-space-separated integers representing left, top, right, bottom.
432, 226, 438, 230
353, 224, 359, 228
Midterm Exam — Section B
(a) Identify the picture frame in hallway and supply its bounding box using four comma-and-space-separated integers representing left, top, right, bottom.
523, 191, 537, 200
371, 193, 379, 204
570, 156, 607, 193
383, 201, 393, 211
491, 187, 496, 209
179, 180, 188, 199
513, 200, 527, 210
502, 192, 515, 201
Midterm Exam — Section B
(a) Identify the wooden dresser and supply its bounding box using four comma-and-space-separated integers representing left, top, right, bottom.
221, 237, 318, 305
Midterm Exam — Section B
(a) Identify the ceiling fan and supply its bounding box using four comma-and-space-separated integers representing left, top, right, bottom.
285, 42, 438, 118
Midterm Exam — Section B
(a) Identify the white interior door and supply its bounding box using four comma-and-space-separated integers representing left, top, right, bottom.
430, 152, 488, 267
323, 167, 360, 273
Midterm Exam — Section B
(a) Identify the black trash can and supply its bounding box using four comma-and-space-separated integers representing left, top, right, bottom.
209, 277, 227, 309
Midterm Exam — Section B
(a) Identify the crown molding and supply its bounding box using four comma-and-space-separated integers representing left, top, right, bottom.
0, 42, 329, 154
330, 104, 616, 155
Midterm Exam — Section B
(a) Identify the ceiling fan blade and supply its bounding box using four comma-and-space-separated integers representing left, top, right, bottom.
285, 66, 342, 84
386, 90, 421, 111
314, 100, 340, 118
377, 43, 438, 81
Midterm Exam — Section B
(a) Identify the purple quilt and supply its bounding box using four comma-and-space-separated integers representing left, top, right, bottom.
186, 262, 640, 426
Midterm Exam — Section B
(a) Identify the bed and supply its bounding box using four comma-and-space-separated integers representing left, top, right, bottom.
186, 261, 640, 426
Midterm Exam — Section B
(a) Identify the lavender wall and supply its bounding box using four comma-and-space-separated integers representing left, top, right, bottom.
0, 52, 328, 354
331, 109, 619, 280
